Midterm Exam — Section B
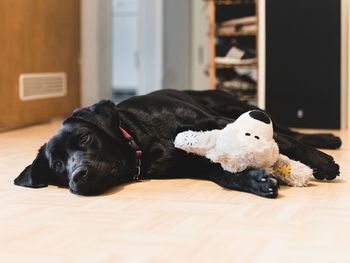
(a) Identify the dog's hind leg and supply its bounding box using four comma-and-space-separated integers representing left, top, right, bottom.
271, 120, 342, 150
274, 133, 340, 180
288, 132, 342, 149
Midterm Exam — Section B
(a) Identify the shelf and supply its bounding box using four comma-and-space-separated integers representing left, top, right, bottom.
215, 62, 257, 68
216, 30, 256, 37
215, 90, 256, 101
207, 0, 255, 6
238, 94, 256, 101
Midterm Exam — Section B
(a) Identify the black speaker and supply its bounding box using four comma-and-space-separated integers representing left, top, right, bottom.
265, 0, 340, 129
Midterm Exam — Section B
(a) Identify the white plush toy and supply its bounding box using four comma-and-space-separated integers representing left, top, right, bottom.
174, 110, 313, 187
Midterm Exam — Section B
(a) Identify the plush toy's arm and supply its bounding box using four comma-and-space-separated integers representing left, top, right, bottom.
175, 129, 250, 173
272, 154, 313, 187
174, 130, 220, 157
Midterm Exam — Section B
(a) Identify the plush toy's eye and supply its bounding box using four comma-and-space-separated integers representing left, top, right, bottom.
245, 133, 251, 136
255, 136, 260, 140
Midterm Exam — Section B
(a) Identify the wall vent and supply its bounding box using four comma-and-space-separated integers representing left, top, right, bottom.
19, 72, 67, 101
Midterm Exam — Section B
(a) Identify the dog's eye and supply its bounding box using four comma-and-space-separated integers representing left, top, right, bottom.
255, 136, 260, 140
80, 134, 91, 147
245, 133, 251, 136
54, 161, 62, 172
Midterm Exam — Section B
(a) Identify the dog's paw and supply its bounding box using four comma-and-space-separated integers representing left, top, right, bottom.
246, 169, 279, 198
312, 151, 340, 180
220, 169, 279, 198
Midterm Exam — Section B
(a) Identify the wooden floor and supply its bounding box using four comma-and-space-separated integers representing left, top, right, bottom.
1, 120, 350, 263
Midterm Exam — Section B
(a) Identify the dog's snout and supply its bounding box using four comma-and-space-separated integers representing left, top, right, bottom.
72, 167, 88, 185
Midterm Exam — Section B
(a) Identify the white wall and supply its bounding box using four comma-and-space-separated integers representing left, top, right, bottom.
258, 0, 266, 110
81, 0, 99, 106
81, 0, 112, 107
162, 0, 192, 91
191, 0, 209, 90
111, 0, 139, 90
138, 0, 163, 95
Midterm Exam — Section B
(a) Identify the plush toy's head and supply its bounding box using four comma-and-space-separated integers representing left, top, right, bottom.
233, 110, 274, 140
213, 110, 279, 172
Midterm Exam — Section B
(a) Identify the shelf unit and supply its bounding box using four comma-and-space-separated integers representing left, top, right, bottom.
207, 0, 258, 102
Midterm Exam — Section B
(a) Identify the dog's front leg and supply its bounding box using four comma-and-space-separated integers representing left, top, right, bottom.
218, 169, 279, 198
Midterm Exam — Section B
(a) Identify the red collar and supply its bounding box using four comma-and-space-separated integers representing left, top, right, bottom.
119, 126, 144, 181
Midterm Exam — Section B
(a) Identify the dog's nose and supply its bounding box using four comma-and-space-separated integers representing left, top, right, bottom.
72, 167, 88, 185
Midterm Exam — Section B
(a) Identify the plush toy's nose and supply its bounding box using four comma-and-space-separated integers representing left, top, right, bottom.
248, 110, 271, 124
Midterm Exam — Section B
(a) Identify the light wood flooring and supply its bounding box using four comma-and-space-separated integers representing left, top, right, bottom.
0, 120, 350, 263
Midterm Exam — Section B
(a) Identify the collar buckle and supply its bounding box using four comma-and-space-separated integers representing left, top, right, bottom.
119, 126, 148, 182
133, 153, 142, 181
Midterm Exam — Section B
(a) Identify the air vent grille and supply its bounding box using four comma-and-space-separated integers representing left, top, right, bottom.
19, 72, 67, 101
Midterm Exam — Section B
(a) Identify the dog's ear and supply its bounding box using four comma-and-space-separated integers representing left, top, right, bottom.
69, 100, 121, 141
14, 144, 50, 188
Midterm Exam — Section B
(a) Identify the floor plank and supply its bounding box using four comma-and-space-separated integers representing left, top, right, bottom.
0, 120, 349, 263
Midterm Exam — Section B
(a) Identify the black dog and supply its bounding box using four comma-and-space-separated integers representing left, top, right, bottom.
14, 89, 341, 198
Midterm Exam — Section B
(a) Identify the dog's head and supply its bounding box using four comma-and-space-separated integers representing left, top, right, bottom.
14, 100, 136, 195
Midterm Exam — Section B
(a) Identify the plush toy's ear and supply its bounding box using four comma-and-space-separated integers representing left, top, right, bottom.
66, 100, 121, 141
14, 144, 50, 188
248, 110, 271, 124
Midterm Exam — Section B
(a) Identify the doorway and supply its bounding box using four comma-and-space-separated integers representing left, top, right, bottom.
84, 0, 208, 105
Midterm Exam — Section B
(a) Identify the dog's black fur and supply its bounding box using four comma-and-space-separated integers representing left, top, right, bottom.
14, 89, 341, 198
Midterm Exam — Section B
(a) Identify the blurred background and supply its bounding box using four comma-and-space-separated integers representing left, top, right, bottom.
0, 0, 348, 131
